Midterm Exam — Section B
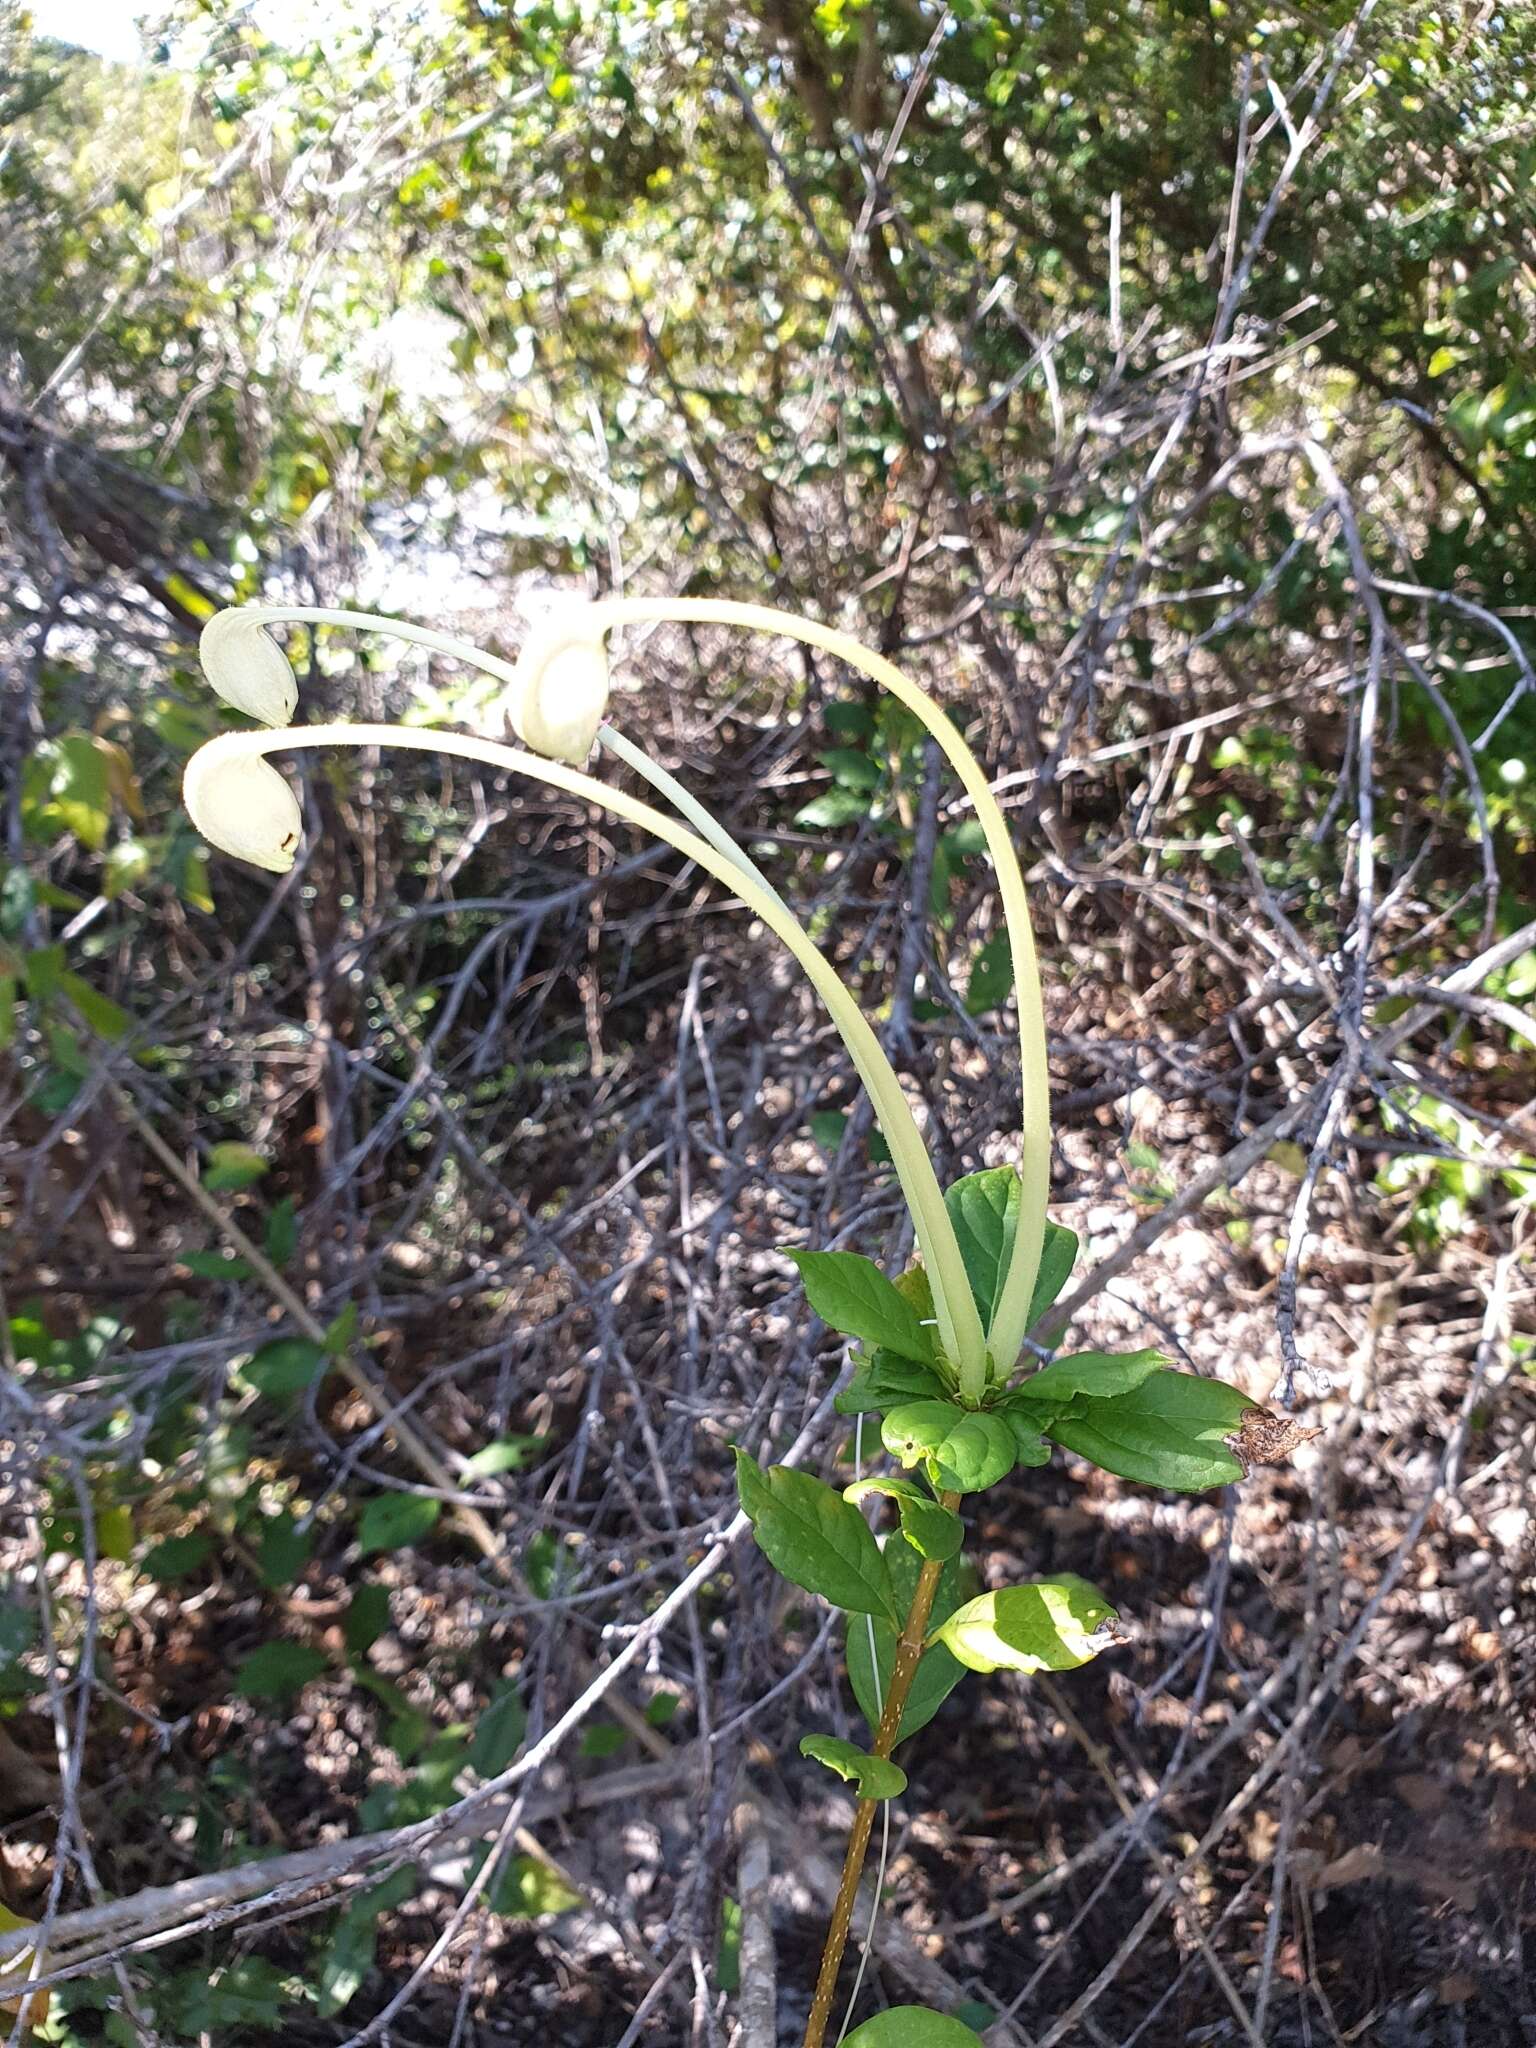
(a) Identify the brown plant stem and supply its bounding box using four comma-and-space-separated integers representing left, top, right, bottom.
800, 1493, 961, 2048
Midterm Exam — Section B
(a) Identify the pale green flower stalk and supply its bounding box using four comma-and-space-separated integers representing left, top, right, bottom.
558, 596, 1051, 1383
184, 637, 985, 1382
192, 597, 1050, 1395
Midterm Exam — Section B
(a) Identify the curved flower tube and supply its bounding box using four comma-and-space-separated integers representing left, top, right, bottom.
570, 597, 1050, 1382
182, 722, 987, 1384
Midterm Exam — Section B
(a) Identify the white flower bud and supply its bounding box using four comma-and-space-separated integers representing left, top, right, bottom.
200, 609, 299, 727
504, 606, 610, 764
183, 742, 303, 872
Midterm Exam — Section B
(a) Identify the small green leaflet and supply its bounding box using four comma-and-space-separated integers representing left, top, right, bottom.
235, 1640, 329, 1702
847, 1541, 970, 1743
243, 1336, 328, 1399
835, 1351, 951, 1416
263, 1196, 298, 1269
995, 1402, 1052, 1466
1028, 1222, 1079, 1325
468, 1683, 528, 1777
141, 1531, 212, 1579
202, 1141, 268, 1192
315, 1868, 417, 2018
484, 1853, 581, 1919
944, 1169, 1019, 1320
800, 1733, 907, 1800
843, 2006, 985, 2046
880, 1402, 1016, 1494
1015, 1348, 1165, 1409
931, 1576, 1119, 1675
843, 1477, 964, 1561
357, 1493, 442, 1555
1046, 1369, 1254, 1491
964, 931, 1014, 1015
344, 1583, 392, 1656
787, 1250, 935, 1362
735, 1452, 898, 1621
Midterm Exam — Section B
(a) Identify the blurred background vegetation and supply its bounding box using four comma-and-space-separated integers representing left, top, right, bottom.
2, 2, 1533, 2043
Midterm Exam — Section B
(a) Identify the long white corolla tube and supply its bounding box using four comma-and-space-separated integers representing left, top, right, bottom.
183, 719, 988, 1391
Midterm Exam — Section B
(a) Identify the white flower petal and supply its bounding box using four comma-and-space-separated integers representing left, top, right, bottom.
183, 744, 303, 872
507, 608, 609, 763
200, 609, 299, 727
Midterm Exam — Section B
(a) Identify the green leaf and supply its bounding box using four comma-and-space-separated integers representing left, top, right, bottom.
172, 1957, 299, 2033
235, 1640, 329, 1702
485, 1853, 581, 1919
244, 1336, 328, 1399
357, 1493, 442, 1556
843, 2006, 985, 2045
847, 1541, 969, 1743
324, 1301, 359, 1354
944, 1168, 1019, 1319
843, 1477, 963, 1560
141, 1531, 212, 1579
1015, 1348, 1165, 1409
735, 1452, 897, 1621
930, 1576, 1119, 1675
796, 787, 872, 828
820, 746, 882, 792
203, 1141, 267, 1193
717, 1894, 742, 1993
995, 1404, 1052, 1467
61, 970, 129, 1041
1047, 1370, 1255, 1492
468, 1683, 527, 1776
799, 1733, 907, 1800
787, 1251, 935, 1362
256, 1510, 311, 1589
181, 1247, 253, 1281
263, 1196, 298, 1269
464, 1435, 546, 1476
344, 1583, 392, 1656
1027, 1222, 1079, 1324
880, 1402, 1016, 1494
580, 1721, 627, 1758
964, 931, 1014, 1015
835, 1350, 951, 1416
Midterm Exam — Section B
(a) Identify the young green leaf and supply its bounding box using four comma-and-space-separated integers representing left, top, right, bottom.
835, 1351, 952, 1416
931, 1576, 1119, 1675
787, 1250, 935, 1362
880, 1401, 1016, 1494
235, 1640, 329, 1702
799, 1733, 907, 1800
1047, 1369, 1254, 1491
943, 1168, 1019, 1320
1015, 1347, 1165, 1408
483, 1852, 581, 1919
735, 1451, 898, 1621
847, 1541, 970, 1743
843, 2006, 984, 2046
1027, 1221, 1079, 1324
843, 1477, 964, 1561
344, 1583, 392, 1657
202, 1141, 268, 1193
994, 1401, 1053, 1466
140, 1531, 212, 1580
243, 1336, 328, 1400
468, 1682, 528, 1777
964, 931, 1014, 1015
357, 1493, 442, 1556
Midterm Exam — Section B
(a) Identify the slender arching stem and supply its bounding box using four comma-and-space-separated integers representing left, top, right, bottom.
596, 723, 791, 915
585, 597, 1051, 1381
190, 724, 986, 1380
